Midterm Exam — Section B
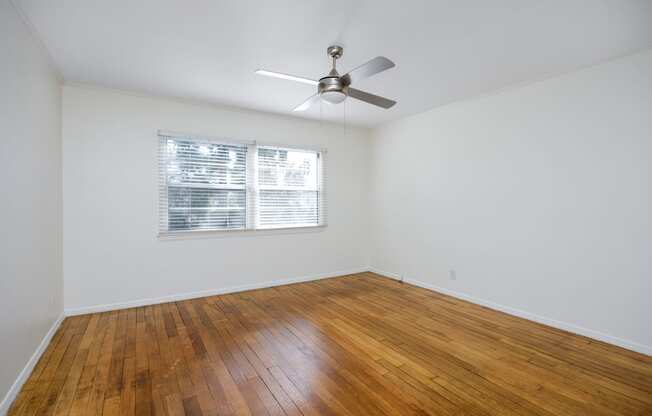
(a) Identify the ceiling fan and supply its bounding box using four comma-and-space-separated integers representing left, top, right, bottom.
256, 45, 396, 111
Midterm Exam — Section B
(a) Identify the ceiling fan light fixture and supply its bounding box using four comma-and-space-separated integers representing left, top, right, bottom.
320, 90, 346, 104
256, 45, 396, 112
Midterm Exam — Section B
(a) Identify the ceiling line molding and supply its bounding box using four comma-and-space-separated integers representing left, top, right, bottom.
19, 1, 651, 127
63, 81, 373, 133
9, 0, 64, 83
372, 45, 652, 131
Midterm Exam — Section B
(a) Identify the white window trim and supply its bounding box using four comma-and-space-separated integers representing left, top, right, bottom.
158, 130, 328, 153
156, 130, 327, 239
158, 224, 327, 241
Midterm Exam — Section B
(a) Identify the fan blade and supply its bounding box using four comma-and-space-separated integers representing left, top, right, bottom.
293, 93, 321, 111
255, 69, 318, 86
348, 88, 396, 109
341, 57, 395, 85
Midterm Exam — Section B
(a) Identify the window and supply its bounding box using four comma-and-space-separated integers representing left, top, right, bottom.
158, 132, 326, 234
257, 146, 320, 229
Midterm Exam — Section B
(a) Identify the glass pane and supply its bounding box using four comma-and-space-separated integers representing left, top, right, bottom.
167, 186, 246, 230
258, 147, 317, 189
258, 190, 318, 228
165, 139, 246, 187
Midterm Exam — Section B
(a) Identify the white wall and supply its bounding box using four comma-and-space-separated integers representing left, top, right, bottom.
0, 0, 63, 410
62, 85, 371, 313
370, 49, 652, 354
53, 40, 652, 359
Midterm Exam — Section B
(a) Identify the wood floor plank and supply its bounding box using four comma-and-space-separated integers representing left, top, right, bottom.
84, 311, 119, 416
8, 273, 652, 416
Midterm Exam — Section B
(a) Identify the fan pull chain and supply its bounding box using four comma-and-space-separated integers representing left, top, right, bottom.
344, 92, 347, 138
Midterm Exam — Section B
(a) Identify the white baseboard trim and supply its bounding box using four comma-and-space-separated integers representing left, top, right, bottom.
1, 267, 367, 413
65, 267, 369, 316
9, 266, 646, 416
368, 267, 402, 281
369, 268, 651, 357
0, 313, 65, 415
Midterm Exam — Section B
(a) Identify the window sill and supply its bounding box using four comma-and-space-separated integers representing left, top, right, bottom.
157, 224, 327, 241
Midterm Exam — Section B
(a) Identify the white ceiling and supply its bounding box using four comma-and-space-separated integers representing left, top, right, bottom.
16, 0, 652, 127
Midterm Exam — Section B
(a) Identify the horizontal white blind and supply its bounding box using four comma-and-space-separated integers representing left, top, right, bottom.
257, 146, 322, 228
158, 133, 326, 234
159, 135, 248, 232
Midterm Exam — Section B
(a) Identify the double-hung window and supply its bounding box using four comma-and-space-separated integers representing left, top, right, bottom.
257, 146, 321, 229
158, 132, 326, 235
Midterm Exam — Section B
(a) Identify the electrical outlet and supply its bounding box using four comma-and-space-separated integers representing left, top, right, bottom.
448, 269, 457, 280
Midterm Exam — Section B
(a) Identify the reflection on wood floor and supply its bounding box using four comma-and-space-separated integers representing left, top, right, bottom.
9, 272, 652, 415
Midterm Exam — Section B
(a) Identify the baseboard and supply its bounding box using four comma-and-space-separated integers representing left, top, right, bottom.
64, 267, 369, 316
8, 270, 646, 416
0, 313, 65, 415
368, 267, 403, 281
4, 268, 367, 413
369, 268, 651, 357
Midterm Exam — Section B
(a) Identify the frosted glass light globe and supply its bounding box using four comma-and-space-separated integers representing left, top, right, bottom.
320, 91, 346, 104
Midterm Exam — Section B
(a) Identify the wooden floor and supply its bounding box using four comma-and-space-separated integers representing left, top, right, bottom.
9, 273, 652, 416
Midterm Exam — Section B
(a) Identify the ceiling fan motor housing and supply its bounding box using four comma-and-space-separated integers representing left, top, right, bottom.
319, 45, 348, 104
255, 44, 396, 110
319, 76, 347, 93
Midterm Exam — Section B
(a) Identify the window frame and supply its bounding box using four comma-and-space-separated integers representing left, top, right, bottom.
256, 145, 322, 230
157, 130, 327, 238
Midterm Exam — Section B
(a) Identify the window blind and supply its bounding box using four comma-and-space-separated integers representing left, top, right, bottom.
158, 133, 326, 234
257, 146, 322, 229
158, 135, 248, 232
